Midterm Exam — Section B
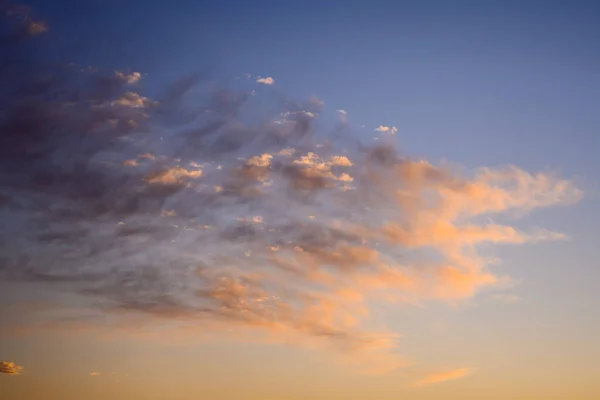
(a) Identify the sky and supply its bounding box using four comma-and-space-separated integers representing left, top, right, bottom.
0, 1, 599, 399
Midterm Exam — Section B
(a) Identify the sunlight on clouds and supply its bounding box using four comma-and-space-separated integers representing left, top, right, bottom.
146, 166, 202, 185
0, 25, 583, 376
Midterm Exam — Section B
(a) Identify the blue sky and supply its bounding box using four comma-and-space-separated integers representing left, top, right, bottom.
29, 0, 600, 171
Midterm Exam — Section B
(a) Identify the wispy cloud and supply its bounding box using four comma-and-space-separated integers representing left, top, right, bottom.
0, 361, 24, 375
416, 367, 473, 386
89, 372, 100, 377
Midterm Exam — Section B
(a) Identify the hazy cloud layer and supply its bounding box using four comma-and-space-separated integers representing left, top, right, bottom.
0, 5, 583, 374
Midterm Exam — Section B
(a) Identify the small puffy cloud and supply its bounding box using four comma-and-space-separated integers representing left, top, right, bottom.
246, 154, 273, 167
146, 166, 202, 185
111, 92, 156, 108
278, 147, 295, 156
89, 372, 100, 377
329, 155, 353, 167
281, 110, 315, 119
138, 153, 156, 160
123, 159, 139, 167
0, 361, 24, 375
256, 76, 275, 85
338, 173, 353, 182
416, 368, 473, 386
115, 71, 142, 84
337, 109, 347, 115
161, 209, 177, 217
375, 125, 398, 135
27, 20, 47, 35
236, 216, 264, 223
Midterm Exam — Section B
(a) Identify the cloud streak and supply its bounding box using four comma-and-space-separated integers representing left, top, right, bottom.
0, 5, 583, 375
415, 367, 473, 386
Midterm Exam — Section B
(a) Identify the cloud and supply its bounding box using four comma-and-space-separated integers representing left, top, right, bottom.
0, 361, 24, 375
310, 96, 324, 109
336, 109, 348, 124
415, 367, 473, 386
139, 153, 156, 160
256, 76, 275, 85
26, 19, 46, 35
115, 71, 142, 85
0, 7, 583, 376
146, 166, 203, 185
374, 125, 398, 135
111, 91, 156, 108
89, 372, 100, 377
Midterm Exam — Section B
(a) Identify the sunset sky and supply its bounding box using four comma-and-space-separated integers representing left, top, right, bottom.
1, 1, 599, 399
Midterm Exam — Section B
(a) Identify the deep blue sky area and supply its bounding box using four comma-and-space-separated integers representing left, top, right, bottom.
25, 1, 599, 176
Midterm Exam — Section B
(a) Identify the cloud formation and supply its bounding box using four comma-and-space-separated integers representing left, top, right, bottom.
0, 6, 583, 375
415, 367, 473, 386
0, 361, 24, 375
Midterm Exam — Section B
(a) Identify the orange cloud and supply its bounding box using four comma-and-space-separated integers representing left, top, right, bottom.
416, 367, 473, 386
0, 361, 24, 375
146, 166, 202, 185
111, 91, 156, 108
